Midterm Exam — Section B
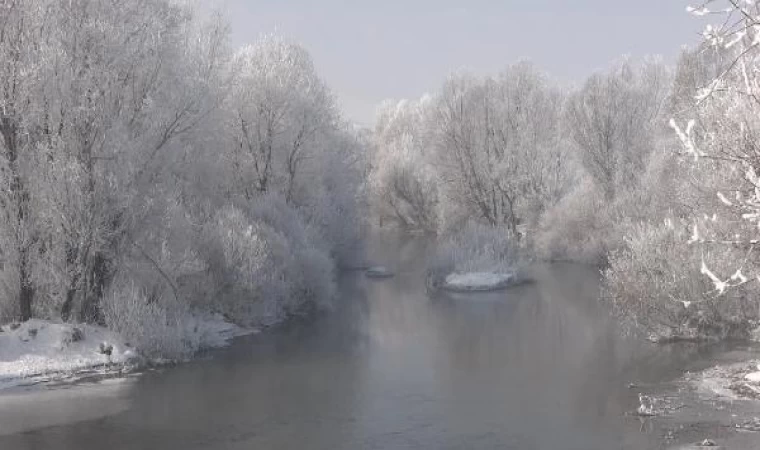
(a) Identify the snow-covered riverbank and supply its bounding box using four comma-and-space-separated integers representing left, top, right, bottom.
0, 315, 257, 391
689, 358, 760, 401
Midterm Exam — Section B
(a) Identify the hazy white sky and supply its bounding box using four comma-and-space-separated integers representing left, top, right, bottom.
207, 1, 707, 126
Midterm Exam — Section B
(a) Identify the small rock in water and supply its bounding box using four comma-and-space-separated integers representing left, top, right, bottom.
698, 438, 716, 447
9, 323, 20, 331
27, 328, 38, 338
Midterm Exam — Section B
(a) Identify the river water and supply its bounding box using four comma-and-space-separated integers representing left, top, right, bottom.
0, 235, 758, 449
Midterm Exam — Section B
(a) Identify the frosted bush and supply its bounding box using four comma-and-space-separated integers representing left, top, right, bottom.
373, 159, 439, 233
248, 194, 325, 254
534, 179, 613, 265
427, 221, 521, 288
248, 194, 336, 311
603, 220, 759, 342
202, 205, 289, 326
201, 197, 336, 326
102, 277, 195, 360
297, 132, 366, 267
290, 245, 336, 312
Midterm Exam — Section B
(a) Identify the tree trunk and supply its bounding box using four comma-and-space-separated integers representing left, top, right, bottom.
18, 249, 33, 321
1, 117, 36, 321
79, 251, 109, 324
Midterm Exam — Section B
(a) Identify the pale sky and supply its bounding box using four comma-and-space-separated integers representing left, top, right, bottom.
206, 1, 708, 126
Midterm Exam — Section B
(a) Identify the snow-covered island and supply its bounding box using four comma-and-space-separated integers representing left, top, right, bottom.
0, 315, 256, 391
441, 272, 516, 292
426, 222, 524, 295
365, 266, 395, 279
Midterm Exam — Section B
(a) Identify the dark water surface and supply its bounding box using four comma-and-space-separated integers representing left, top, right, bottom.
0, 235, 756, 449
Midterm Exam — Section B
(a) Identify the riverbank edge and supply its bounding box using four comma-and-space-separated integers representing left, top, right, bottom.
0, 314, 260, 392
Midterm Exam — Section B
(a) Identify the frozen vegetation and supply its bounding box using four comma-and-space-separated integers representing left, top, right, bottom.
4, 0, 760, 384
0, 0, 364, 371
369, 1, 760, 344
426, 222, 522, 293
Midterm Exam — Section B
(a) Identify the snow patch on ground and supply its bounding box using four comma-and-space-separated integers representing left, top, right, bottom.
0, 314, 258, 391
442, 271, 515, 292
0, 320, 137, 390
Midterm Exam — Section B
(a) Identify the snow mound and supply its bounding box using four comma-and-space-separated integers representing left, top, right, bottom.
442, 272, 515, 292
365, 266, 394, 279
0, 320, 138, 389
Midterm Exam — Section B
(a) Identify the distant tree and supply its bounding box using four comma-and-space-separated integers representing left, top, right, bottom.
371, 98, 439, 232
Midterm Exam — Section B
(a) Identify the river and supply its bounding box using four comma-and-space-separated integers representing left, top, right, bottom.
0, 234, 759, 449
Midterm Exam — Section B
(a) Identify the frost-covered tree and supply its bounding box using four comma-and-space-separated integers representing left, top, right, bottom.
430, 63, 569, 237
0, 0, 50, 321
665, 1, 760, 297
227, 35, 338, 202
565, 58, 671, 200
0, 1, 365, 357
27, 0, 228, 323
598, 2, 760, 342
370, 98, 439, 232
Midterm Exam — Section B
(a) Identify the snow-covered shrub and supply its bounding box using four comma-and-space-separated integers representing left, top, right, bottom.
534, 178, 614, 265
373, 158, 439, 233
292, 127, 367, 267
370, 98, 440, 233
201, 205, 289, 326
247, 194, 336, 312
291, 245, 335, 311
101, 276, 195, 360
200, 196, 336, 326
302, 152, 366, 267
603, 220, 759, 342
427, 221, 521, 288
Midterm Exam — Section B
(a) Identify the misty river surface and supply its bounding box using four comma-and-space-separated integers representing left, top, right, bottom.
0, 235, 754, 449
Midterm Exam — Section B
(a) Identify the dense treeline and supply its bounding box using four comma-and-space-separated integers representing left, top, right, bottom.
0, 1, 365, 356
370, 1, 760, 342
6, 0, 760, 353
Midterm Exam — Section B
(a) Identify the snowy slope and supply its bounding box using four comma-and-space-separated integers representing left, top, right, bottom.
0, 314, 258, 390
0, 320, 137, 389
